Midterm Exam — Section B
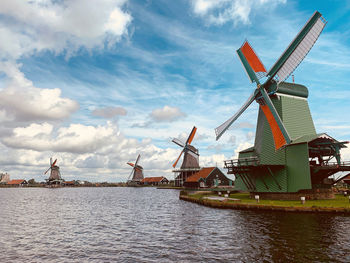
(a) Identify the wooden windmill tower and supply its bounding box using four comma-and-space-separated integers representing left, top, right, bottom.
127, 154, 144, 185
172, 126, 200, 186
215, 11, 350, 199
44, 158, 63, 186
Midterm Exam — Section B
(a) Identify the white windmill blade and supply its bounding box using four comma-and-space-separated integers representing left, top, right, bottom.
267, 11, 326, 83
134, 154, 141, 167
127, 167, 135, 181
215, 92, 256, 140
50, 157, 52, 166
172, 138, 185, 148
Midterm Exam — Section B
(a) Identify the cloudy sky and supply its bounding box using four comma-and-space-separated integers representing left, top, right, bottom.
0, 0, 350, 182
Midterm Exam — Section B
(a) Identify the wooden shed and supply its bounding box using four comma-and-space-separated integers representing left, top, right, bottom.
7, 179, 28, 186
184, 167, 231, 188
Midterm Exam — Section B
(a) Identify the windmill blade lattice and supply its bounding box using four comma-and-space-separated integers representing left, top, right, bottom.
172, 138, 185, 148
267, 11, 326, 83
215, 92, 256, 140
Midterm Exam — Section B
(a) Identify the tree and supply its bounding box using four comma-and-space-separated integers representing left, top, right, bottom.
28, 178, 36, 185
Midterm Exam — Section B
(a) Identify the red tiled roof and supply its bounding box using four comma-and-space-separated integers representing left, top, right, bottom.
7, 179, 26, 185
343, 175, 350, 181
186, 167, 215, 183
141, 177, 167, 183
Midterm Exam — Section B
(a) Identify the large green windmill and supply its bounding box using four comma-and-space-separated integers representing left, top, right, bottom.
215, 11, 350, 197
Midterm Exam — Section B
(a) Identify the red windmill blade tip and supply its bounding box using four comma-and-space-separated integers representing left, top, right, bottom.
51, 159, 57, 166
187, 126, 197, 145
127, 162, 135, 167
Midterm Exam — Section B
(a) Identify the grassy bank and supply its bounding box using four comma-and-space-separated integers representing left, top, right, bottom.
180, 191, 350, 214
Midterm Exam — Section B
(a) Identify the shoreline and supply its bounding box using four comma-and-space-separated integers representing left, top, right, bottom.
179, 192, 350, 214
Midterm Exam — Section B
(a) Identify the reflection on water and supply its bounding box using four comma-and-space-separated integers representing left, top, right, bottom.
0, 187, 349, 262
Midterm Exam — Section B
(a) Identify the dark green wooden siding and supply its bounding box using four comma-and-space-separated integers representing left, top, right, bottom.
280, 95, 316, 140
286, 143, 312, 192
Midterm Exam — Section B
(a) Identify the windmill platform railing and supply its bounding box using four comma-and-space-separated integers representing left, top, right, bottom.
172, 167, 201, 173
224, 157, 260, 175
224, 157, 260, 168
316, 161, 350, 168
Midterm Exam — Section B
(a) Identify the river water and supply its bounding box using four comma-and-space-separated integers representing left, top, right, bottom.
0, 187, 349, 262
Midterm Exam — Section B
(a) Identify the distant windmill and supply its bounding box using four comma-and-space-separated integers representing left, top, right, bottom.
127, 154, 144, 185
172, 126, 200, 186
44, 157, 63, 186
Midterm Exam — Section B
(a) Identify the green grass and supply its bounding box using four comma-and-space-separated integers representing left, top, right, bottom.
191, 192, 350, 208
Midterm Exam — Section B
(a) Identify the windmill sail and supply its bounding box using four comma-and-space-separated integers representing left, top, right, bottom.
172, 138, 185, 148
267, 11, 326, 83
173, 150, 184, 168
260, 104, 286, 149
237, 41, 267, 83
186, 126, 197, 144
259, 87, 291, 149
215, 11, 325, 150
215, 92, 256, 140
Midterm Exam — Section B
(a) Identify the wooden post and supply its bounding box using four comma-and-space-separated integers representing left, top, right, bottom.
255, 195, 259, 203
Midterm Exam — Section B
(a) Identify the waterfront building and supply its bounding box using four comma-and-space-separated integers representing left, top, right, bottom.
184, 167, 231, 188
141, 176, 169, 186
7, 179, 28, 186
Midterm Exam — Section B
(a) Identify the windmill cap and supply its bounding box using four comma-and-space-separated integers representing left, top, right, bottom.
276, 82, 309, 98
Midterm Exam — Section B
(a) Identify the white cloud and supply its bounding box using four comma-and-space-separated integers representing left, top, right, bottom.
341, 147, 350, 162
105, 7, 132, 36
0, 0, 132, 60
0, 62, 79, 122
192, 0, 227, 15
0, 124, 181, 182
200, 154, 227, 168
150, 105, 186, 122
3, 122, 116, 153
191, 0, 286, 26
92, 106, 127, 118
233, 142, 254, 158
13, 123, 53, 137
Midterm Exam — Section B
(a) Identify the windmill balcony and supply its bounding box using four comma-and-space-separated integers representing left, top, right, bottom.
224, 157, 260, 168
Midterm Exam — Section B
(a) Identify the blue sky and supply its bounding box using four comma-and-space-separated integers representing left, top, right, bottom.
0, 0, 349, 182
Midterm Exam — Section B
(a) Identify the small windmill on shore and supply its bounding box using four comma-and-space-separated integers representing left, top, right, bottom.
127, 154, 144, 185
172, 126, 200, 186
44, 158, 63, 185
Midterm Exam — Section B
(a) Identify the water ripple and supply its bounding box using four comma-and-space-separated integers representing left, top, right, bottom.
0, 187, 350, 262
